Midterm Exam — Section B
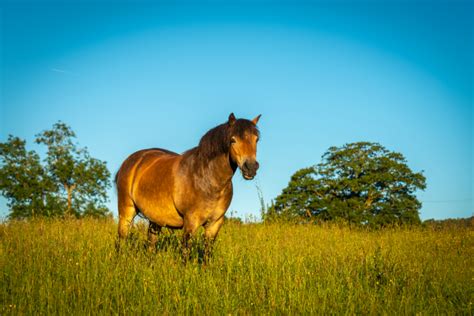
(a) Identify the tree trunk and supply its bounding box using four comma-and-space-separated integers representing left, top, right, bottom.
65, 183, 76, 217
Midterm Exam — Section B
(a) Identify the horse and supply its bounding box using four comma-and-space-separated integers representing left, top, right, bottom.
115, 113, 261, 262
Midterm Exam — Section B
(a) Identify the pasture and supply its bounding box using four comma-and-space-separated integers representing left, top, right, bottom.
1, 218, 472, 315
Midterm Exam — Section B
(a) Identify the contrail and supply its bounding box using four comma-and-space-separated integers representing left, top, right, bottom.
51, 68, 72, 74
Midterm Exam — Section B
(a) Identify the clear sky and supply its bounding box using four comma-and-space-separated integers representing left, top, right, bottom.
1, 0, 472, 220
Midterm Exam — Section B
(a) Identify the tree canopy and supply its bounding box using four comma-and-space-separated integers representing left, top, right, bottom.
0, 122, 111, 219
265, 142, 426, 226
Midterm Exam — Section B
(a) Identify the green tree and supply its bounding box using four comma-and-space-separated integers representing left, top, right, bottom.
0, 122, 111, 218
266, 142, 426, 226
0, 136, 60, 218
35, 122, 111, 217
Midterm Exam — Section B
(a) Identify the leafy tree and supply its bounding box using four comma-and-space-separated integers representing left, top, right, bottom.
35, 122, 111, 217
0, 122, 111, 218
0, 136, 59, 218
266, 142, 426, 226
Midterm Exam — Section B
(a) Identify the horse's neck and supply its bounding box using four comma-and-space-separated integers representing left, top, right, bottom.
208, 153, 236, 182
187, 151, 235, 191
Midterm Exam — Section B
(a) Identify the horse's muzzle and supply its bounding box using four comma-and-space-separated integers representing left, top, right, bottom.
241, 160, 259, 180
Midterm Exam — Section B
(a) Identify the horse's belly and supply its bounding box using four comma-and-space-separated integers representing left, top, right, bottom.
148, 209, 184, 228
133, 180, 184, 228
139, 202, 184, 228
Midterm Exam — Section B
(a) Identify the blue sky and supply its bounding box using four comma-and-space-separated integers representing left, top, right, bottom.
1, 1, 472, 220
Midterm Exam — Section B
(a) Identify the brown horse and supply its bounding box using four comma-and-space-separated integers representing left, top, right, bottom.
115, 113, 261, 262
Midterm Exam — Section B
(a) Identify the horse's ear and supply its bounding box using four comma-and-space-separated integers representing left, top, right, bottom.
228, 113, 236, 126
252, 114, 261, 125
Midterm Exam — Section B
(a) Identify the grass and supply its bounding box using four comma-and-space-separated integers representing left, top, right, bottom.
1, 218, 473, 315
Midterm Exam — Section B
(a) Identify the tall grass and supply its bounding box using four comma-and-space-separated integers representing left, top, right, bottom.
1, 218, 472, 315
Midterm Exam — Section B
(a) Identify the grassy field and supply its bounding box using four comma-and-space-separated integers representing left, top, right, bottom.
1, 218, 473, 315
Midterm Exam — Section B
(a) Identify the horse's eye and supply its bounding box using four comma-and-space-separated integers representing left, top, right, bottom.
230, 137, 237, 144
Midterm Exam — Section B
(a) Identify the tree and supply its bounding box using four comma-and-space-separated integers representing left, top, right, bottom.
0, 122, 111, 218
0, 136, 59, 218
35, 122, 111, 217
266, 142, 426, 226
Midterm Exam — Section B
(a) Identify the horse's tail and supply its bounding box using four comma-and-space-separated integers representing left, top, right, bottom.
113, 171, 120, 195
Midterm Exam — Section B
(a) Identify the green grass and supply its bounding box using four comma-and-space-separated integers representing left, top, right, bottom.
1, 218, 473, 315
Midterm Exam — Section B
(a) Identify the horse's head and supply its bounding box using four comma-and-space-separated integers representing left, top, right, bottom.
227, 113, 261, 180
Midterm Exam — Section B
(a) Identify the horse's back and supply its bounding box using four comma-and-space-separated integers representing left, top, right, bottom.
124, 147, 178, 162
116, 147, 179, 193
117, 147, 175, 179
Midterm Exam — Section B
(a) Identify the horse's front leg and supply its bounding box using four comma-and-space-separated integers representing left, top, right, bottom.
182, 215, 201, 264
203, 217, 224, 265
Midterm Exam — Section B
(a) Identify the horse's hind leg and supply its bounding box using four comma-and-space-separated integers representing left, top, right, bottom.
118, 203, 137, 239
147, 222, 161, 251
116, 197, 137, 251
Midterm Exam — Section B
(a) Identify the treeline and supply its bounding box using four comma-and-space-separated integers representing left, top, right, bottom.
423, 217, 473, 230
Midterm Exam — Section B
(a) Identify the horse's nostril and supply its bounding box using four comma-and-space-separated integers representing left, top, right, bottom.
243, 160, 259, 173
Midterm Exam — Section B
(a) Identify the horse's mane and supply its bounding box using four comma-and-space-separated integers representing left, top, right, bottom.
192, 119, 260, 162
